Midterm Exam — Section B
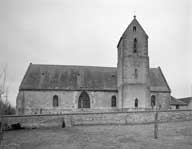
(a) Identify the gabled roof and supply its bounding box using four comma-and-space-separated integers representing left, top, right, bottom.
19, 64, 171, 93
122, 17, 148, 38
19, 64, 117, 91
149, 67, 171, 92
117, 16, 148, 48
178, 97, 192, 105
170, 96, 187, 106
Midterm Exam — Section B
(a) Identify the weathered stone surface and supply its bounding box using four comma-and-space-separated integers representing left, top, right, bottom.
2, 110, 192, 129
16, 90, 118, 115
117, 17, 150, 109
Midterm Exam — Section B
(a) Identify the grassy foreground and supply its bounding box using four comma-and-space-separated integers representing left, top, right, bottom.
1, 121, 192, 149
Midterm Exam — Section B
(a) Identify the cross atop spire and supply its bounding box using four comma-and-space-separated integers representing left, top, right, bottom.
133, 11, 136, 19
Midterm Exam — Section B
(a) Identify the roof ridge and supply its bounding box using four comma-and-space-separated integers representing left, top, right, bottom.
30, 64, 117, 69
178, 97, 192, 99
30, 63, 159, 70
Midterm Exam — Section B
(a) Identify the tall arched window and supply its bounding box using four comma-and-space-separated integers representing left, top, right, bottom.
53, 95, 59, 107
133, 38, 137, 53
151, 95, 156, 108
111, 96, 116, 107
135, 98, 138, 108
133, 26, 136, 32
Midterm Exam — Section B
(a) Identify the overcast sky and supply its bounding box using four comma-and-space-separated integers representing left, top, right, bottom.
0, 0, 191, 106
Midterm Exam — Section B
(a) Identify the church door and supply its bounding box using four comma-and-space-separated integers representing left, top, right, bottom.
78, 91, 90, 108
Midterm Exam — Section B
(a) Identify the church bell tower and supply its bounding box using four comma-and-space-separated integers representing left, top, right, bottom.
117, 16, 150, 109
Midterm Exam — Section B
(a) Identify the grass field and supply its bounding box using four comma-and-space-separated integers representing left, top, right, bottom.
1, 121, 192, 149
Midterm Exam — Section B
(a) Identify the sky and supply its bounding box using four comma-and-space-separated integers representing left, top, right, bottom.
0, 0, 191, 106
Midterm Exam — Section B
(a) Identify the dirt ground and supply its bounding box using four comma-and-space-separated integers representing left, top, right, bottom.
1, 121, 192, 149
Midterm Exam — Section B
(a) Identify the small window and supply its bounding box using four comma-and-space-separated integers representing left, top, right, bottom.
133, 26, 136, 32
133, 38, 137, 53
176, 105, 180, 109
111, 96, 116, 107
151, 95, 156, 108
53, 95, 59, 107
135, 98, 138, 108
134, 69, 138, 79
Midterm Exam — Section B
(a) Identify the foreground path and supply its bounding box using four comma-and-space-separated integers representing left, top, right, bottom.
1, 121, 192, 149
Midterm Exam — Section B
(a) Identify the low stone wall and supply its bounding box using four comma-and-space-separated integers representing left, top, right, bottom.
1, 110, 192, 129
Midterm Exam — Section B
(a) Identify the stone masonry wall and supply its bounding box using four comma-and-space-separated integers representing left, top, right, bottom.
2, 110, 192, 129
17, 90, 118, 115
117, 18, 150, 109
150, 92, 171, 110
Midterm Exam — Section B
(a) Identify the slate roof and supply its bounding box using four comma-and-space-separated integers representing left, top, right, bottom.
20, 64, 117, 91
170, 96, 187, 106
19, 64, 171, 93
149, 67, 171, 92
178, 97, 192, 105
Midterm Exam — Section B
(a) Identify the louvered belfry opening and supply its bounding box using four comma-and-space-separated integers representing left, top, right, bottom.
78, 91, 90, 108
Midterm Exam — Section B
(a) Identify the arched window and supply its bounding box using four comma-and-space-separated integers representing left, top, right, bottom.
133, 38, 137, 53
53, 95, 59, 107
133, 26, 136, 32
151, 95, 156, 108
78, 91, 90, 108
111, 96, 116, 107
135, 98, 138, 108
134, 69, 138, 79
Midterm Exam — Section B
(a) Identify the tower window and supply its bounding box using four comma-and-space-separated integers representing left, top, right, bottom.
133, 26, 136, 32
135, 98, 138, 108
111, 96, 116, 107
134, 69, 138, 79
151, 95, 156, 108
53, 95, 59, 107
133, 38, 137, 53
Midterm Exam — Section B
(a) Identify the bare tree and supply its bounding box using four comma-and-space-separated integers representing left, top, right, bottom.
0, 95, 3, 144
0, 65, 7, 144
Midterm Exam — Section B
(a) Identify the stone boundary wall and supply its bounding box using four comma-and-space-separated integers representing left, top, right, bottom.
1, 110, 192, 129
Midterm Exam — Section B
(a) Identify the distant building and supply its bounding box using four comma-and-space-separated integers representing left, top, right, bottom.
170, 96, 192, 110
16, 16, 171, 115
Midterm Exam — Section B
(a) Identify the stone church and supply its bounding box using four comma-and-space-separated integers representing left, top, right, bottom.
16, 16, 171, 115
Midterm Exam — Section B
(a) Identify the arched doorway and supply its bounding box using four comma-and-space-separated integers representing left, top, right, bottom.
78, 91, 90, 108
